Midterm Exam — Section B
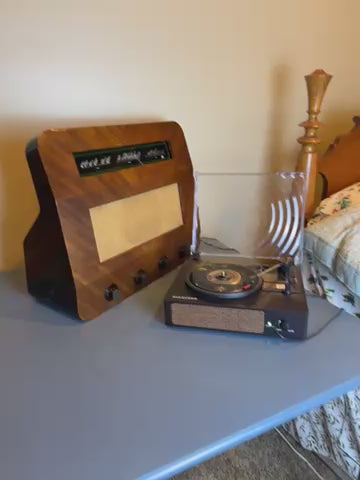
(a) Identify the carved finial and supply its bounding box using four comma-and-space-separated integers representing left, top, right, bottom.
305, 69, 333, 117
296, 69, 332, 218
298, 69, 332, 149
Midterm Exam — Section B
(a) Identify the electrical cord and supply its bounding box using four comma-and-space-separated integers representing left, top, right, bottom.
275, 427, 326, 480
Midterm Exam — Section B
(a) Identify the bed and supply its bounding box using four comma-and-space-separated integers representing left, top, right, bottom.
283, 71, 360, 479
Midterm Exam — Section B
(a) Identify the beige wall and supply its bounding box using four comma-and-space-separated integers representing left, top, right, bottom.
0, 0, 359, 270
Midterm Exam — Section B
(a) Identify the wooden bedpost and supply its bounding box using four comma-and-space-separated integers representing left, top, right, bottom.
296, 69, 332, 219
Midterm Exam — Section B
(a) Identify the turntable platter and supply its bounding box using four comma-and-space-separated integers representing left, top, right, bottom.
186, 262, 262, 299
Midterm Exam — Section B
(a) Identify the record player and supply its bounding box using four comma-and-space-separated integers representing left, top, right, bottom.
164, 172, 310, 339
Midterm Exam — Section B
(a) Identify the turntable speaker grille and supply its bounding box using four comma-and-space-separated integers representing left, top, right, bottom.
171, 304, 264, 333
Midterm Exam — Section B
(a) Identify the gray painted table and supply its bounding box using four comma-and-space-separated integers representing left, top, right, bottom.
0, 270, 359, 480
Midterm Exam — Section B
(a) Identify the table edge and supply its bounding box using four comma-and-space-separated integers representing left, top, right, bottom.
139, 375, 360, 480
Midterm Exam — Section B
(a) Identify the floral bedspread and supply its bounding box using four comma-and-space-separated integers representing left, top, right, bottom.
305, 181, 360, 303
284, 253, 360, 479
284, 389, 360, 479
284, 183, 360, 479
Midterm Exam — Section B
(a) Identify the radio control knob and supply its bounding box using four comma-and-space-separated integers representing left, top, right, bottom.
104, 284, 121, 302
134, 269, 148, 285
158, 256, 170, 270
178, 245, 190, 259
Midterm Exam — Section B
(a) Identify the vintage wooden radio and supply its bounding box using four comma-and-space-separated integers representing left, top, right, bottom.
24, 122, 194, 320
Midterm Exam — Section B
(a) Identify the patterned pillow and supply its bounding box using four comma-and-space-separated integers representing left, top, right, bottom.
307, 181, 360, 227
305, 182, 360, 296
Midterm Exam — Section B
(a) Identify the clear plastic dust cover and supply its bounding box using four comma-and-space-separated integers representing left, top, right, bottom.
191, 172, 306, 264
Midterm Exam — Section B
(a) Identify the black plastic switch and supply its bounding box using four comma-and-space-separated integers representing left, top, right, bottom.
279, 320, 290, 331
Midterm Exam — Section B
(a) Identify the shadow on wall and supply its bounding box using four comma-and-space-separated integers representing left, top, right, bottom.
265, 63, 299, 172
0, 115, 163, 272
0, 123, 39, 272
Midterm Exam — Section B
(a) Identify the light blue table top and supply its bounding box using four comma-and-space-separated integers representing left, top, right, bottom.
0, 269, 359, 480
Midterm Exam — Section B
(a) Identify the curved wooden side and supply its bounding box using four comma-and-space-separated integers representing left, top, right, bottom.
318, 116, 360, 196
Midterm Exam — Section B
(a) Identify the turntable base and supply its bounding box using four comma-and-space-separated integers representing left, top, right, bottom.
164, 258, 309, 339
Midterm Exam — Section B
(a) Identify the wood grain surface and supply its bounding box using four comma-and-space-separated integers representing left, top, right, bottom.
319, 116, 360, 196
24, 122, 194, 320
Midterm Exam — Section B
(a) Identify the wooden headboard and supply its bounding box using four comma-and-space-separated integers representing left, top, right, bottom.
319, 116, 360, 196
296, 70, 360, 217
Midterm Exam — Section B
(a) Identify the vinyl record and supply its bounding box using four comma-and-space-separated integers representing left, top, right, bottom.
186, 262, 262, 299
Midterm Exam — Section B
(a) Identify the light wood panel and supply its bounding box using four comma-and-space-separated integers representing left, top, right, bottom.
90, 183, 183, 262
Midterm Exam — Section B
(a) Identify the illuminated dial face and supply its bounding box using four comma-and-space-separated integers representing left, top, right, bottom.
73, 141, 172, 177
